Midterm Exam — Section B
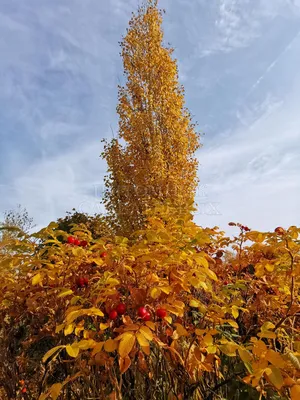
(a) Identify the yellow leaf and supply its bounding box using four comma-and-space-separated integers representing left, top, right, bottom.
77, 339, 96, 350
49, 383, 63, 400
150, 287, 161, 299
32, 273, 42, 286
118, 332, 136, 358
66, 344, 79, 358
136, 332, 149, 347
253, 340, 267, 356
160, 286, 172, 294
194, 255, 209, 268
70, 296, 81, 305
190, 299, 201, 308
203, 334, 213, 346
291, 385, 300, 400
123, 324, 140, 331
205, 268, 218, 281
64, 324, 74, 336
265, 263, 274, 272
91, 341, 104, 356
232, 306, 239, 319
139, 326, 153, 341
100, 323, 110, 331
58, 289, 73, 298
71, 247, 85, 257
107, 278, 120, 285
173, 300, 185, 309
261, 321, 275, 331
174, 323, 188, 337
66, 307, 104, 324
145, 321, 156, 330
42, 345, 65, 363
226, 320, 239, 329
198, 281, 208, 290
238, 347, 252, 363
266, 350, 285, 369
164, 316, 172, 324
207, 345, 217, 354
265, 365, 283, 390
258, 331, 276, 339
219, 343, 238, 357
55, 324, 64, 333
104, 339, 118, 353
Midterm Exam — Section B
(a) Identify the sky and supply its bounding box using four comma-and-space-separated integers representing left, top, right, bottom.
0, 0, 300, 234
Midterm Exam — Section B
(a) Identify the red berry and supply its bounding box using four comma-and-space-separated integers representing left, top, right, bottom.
19, 380, 25, 386
138, 307, 147, 318
109, 310, 118, 320
77, 277, 85, 288
275, 227, 285, 235
21, 387, 27, 393
80, 240, 88, 247
74, 239, 81, 246
244, 226, 250, 232
83, 277, 89, 286
67, 236, 75, 244
100, 251, 107, 258
156, 308, 167, 319
142, 312, 151, 321
216, 250, 223, 258
116, 303, 126, 315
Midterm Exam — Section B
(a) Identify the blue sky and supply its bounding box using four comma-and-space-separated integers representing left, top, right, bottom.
0, 0, 300, 233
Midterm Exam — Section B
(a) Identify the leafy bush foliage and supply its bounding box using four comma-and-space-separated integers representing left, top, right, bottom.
0, 204, 299, 399
56, 209, 112, 239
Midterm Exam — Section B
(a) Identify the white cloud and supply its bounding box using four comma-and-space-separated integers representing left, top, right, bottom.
195, 79, 300, 232
197, 0, 297, 57
1, 139, 108, 226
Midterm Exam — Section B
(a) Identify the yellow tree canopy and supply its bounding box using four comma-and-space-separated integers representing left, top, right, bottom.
102, 0, 200, 235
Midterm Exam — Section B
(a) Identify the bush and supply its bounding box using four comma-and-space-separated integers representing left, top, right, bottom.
0, 205, 299, 399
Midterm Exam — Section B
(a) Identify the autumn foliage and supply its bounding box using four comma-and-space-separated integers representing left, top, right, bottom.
0, 1, 299, 400
102, 0, 200, 236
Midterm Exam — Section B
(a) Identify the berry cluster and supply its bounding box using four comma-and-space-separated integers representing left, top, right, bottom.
67, 236, 88, 247
109, 303, 127, 320
108, 304, 167, 322
19, 380, 26, 394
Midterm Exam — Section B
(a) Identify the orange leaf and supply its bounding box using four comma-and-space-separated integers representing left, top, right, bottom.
291, 385, 300, 400
119, 356, 131, 374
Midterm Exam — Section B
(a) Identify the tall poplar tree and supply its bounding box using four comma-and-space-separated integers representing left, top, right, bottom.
102, 0, 200, 235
